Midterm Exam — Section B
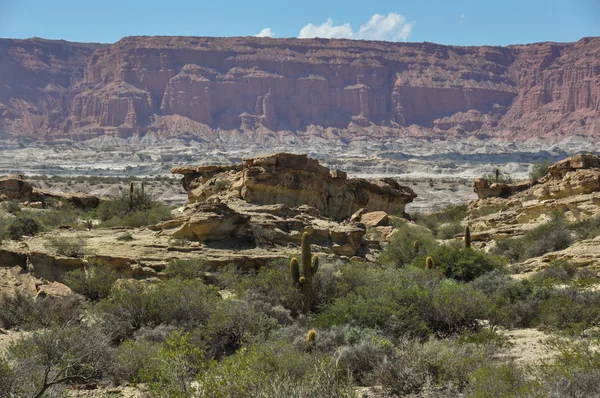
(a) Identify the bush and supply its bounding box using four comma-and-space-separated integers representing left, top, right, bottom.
529, 160, 552, 182
1, 200, 21, 215
412, 204, 467, 238
468, 363, 538, 398
164, 259, 208, 279
138, 331, 205, 398
92, 188, 171, 227
4, 325, 112, 398
413, 243, 504, 282
234, 260, 304, 316
423, 281, 490, 334
373, 339, 496, 395
7, 214, 41, 239
380, 223, 437, 267
116, 231, 134, 241
536, 338, 600, 397
493, 216, 573, 262
196, 345, 354, 398
44, 235, 88, 257
0, 291, 81, 330
63, 264, 120, 301
569, 215, 600, 240
95, 279, 220, 341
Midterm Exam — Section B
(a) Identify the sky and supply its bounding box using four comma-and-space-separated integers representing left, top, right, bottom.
0, 0, 599, 46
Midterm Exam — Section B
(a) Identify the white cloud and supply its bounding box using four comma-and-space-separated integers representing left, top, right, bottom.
255, 28, 275, 38
299, 18, 354, 39
298, 13, 414, 42
459, 14, 467, 24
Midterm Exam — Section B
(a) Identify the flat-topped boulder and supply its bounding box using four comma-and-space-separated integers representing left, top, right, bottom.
0, 175, 34, 201
173, 153, 416, 221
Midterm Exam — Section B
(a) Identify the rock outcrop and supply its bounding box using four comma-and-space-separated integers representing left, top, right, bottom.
1, 36, 598, 141
0, 175, 100, 210
174, 153, 416, 221
468, 154, 600, 242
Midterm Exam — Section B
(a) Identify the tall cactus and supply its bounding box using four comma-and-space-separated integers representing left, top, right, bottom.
413, 240, 421, 255
129, 181, 134, 210
290, 232, 319, 314
141, 182, 145, 200
465, 225, 471, 249
495, 168, 500, 183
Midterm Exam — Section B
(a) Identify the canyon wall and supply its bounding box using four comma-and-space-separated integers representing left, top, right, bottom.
0, 36, 598, 141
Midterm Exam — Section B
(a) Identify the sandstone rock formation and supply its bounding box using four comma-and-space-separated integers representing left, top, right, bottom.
0, 175, 100, 210
468, 153, 600, 242
1, 36, 598, 142
157, 153, 416, 257
174, 153, 416, 221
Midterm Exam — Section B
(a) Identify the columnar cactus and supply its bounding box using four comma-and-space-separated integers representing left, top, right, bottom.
290, 232, 319, 314
129, 181, 134, 210
141, 182, 145, 199
495, 168, 500, 183
290, 258, 300, 288
465, 225, 471, 249
413, 240, 421, 255
426, 256, 434, 270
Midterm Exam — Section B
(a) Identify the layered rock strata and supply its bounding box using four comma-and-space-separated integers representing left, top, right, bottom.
468, 153, 600, 242
1, 36, 599, 141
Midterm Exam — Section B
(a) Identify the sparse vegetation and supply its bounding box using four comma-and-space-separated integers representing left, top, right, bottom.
492, 215, 573, 262
91, 186, 172, 227
530, 160, 552, 182
44, 235, 88, 257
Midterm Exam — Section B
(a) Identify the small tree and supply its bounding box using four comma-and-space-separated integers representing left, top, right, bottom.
5, 325, 112, 398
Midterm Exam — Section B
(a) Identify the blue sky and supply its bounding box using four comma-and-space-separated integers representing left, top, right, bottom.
0, 0, 598, 45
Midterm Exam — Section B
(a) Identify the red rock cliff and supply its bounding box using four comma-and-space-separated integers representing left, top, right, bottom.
0, 36, 598, 140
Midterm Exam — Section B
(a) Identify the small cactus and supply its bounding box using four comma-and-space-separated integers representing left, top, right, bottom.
141, 182, 145, 199
465, 225, 471, 249
495, 168, 500, 183
306, 329, 317, 343
413, 240, 421, 254
426, 256, 434, 270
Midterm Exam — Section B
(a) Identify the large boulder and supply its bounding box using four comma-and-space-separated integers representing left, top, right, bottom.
0, 175, 34, 201
174, 153, 416, 221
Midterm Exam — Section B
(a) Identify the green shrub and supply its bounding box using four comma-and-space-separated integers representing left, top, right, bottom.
92, 188, 171, 227
7, 214, 41, 239
165, 259, 208, 279
373, 339, 496, 395
468, 363, 540, 398
412, 204, 467, 238
116, 231, 134, 241
529, 160, 552, 182
569, 215, 600, 240
44, 235, 88, 257
95, 279, 220, 341
63, 264, 120, 301
110, 339, 161, 383
0, 291, 81, 330
235, 260, 304, 315
423, 281, 490, 334
139, 331, 205, 398
493, 216, 573, 262
1, 200, 21, 215
413, 243, 504, 282
380, 223, 437, 267
4, 325, 112, 398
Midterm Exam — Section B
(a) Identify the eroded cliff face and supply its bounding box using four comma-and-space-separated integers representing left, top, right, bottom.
1, 36, 598, 141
